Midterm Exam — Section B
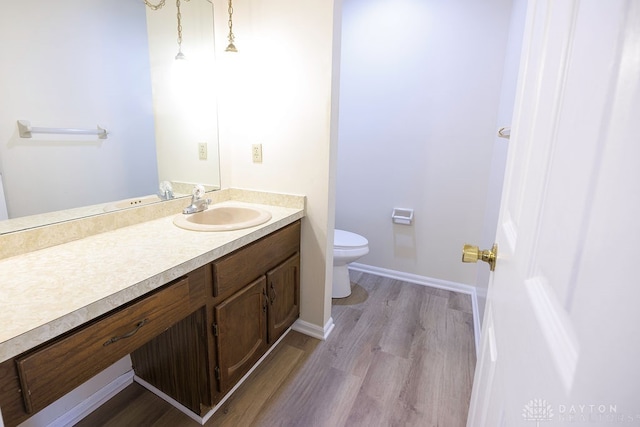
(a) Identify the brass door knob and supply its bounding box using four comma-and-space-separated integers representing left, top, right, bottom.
461, 243, 498, 271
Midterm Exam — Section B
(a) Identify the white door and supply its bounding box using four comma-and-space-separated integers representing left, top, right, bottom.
467, 1, 640, 425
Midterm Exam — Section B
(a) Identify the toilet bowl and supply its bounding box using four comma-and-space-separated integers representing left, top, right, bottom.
333, 229, 369, 298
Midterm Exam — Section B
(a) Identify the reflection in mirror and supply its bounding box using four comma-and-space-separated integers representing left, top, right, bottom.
146, 0, 221, 196
0, 0, 220, 234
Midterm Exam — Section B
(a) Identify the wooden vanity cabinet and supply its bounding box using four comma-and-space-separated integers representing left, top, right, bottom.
130, 221, 301, 416
0, 221, 301, 426
0, 276, 192, 427
210, 221, 300, 396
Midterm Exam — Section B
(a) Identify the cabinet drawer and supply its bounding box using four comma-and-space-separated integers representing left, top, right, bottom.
16, 277, 190, 414
213, 221, 300, 300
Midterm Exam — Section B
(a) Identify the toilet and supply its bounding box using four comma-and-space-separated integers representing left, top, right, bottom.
332, 229, 369, 298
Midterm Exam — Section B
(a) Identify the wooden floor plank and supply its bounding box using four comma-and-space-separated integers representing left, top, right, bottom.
75, 272, 476, 427
345, 350, 411, 426
327, 275, 401, 379
379, 283, 427, 359
396, 292, 450, 427
75, 382, 173, 427
209, 344, 306, 426
254, 365, 363, 427
439, 308, 477, 426
448, 291, 473, 313
151, 407, 200, 427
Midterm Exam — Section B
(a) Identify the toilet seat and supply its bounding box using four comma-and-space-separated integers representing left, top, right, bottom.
334, 229, 368, 249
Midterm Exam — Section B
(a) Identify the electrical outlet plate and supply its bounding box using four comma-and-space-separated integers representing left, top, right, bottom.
198, 142, 208, 160
252, 144, 262, 163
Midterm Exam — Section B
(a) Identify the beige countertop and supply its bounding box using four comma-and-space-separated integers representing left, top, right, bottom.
0, 195, 304, 364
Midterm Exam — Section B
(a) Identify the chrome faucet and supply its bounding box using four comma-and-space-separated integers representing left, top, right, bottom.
183, 185, 211, 214
158, 181, 174, 200
158, 188, 174, 200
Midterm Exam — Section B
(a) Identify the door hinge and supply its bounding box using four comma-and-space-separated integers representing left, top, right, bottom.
212, 323, 219, 336
215, 366, 220, 380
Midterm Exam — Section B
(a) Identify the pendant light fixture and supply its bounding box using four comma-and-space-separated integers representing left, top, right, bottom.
225, 0, 237, 52
143, 0, 191, 60
175, 0, 187, 60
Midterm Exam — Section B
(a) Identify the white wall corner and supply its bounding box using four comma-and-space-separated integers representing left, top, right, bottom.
293, 317, 335, 341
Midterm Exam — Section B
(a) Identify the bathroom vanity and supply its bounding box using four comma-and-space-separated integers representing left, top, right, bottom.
131, 221, 300, 413
0, 190, 304, 426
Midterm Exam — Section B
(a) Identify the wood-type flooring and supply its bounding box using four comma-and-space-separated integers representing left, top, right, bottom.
76, 271, 476, 427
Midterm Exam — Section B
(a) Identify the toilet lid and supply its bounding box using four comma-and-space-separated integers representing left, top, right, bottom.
334, 229, 368, 249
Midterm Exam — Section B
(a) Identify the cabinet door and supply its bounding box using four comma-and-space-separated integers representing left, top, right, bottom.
266, 253, 300, 343
214, 277, 267, 393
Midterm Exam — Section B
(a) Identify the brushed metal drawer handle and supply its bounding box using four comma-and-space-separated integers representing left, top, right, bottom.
103, 319, 149, 347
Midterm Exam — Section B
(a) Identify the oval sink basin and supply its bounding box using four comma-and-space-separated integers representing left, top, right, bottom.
173, 205, 272, 232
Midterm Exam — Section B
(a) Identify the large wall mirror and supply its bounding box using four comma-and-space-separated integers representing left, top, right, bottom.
0, 0, 220, 234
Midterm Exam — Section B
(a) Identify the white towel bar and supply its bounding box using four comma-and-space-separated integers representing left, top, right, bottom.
17, 120, 108, 139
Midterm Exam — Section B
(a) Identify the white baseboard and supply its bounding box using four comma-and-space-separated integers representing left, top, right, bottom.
292, 317, 334, 340
133, 376, 205, 425
348, 263, 481, 353
48, 370, 134, 427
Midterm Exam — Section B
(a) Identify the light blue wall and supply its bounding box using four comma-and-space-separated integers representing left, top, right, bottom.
0, 0, 158, 218
336, 0, 515, 285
